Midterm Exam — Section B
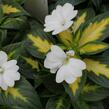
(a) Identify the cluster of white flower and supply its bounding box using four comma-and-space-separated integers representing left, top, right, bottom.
44, 45, 86, 84
44, 3, 78, 35
0, 51, 20, 90
44, 3, 86, 84
0, 3, 86, 91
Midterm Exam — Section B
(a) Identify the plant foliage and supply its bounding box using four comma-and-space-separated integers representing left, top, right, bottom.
0, 0, 109, 109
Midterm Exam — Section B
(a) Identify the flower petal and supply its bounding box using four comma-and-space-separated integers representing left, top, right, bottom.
56, 64, 72, 83
69, 58, 86, 70
63, 21, 73, 31
44, 15, 61, 32
66, 50, 75, 56
3, 61, 19, 72
55, 5, 63, 21
70, 69, 82, 77
44, 45, 66, 69
44, 59, 62, 69
44, 3, 78, 35
2, 60, 17, 68
50, 67, 58, 73
56, 69, 64, 83
3, 74, 15, 87
65, 76, 76, 84
55, 60, 83, 84
1, 82, 8, 90
13, 72, 20, 80
52, 28, 64, 35
0, 74, 8, 90
62, 3, 78, 20
0, 51, 8, 65
51, 45, 66, 58
4, 70, 20, 80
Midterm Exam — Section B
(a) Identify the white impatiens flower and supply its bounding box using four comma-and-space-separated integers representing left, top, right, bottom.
44, 45, 86, 84
0, 51, 20, 90
44, 3, 78, 35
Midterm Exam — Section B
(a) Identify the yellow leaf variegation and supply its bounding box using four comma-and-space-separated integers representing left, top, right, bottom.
79, 18, 109, 47
72, 8, 95, 33
79, 42, 109, 55
22, 57, 39, 70
0, 78, 42, 108
28, 34, 52, 53
2, 5, 20, 14
5, 87, 27, 102
69, 78, 80, 95
83, 84, 98, 93
73, 12, 87, 32
84, 58, 109, 78
58, 30, 73, 47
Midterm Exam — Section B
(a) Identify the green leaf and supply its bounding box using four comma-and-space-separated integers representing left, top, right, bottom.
84, 58, 109, 78
102, 4, 109, 13
43, 74, 64, 94
46, 95, 71, 109
74, 100, 90, 109
58, 30, 73, 47
0, 105, 28, 109
92, 0, 102, 9
26, 20, 55, 58
79, 41, 109, 55
3, 42, 25, 59
2, 0, 29, 17
84, 52, 109, 88
19, 56, 39, 79
0, 16, 28, 30
0, 29, 7, 46
82, 84, 109, 101
73, 8, 95, 33
56, 0, 86, 5
63, 73, 86, 101
88, 73, 109, 88
0, 77, 42, 109
0, 6, 4, 19
90, 102, 104, 109
3, 42, 39, 79
78, 12, 109, 47
74, 101, 104, 109
14, 0, 26, 5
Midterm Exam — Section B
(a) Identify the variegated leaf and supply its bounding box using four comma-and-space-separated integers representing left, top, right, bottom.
1, 0, 28, 16
0, 16, 27, 29
22, 56, 39, 70
82, 84, 109, 101
56, 0, 86, 6
79, 13, 109, 47
79, 42, 109, 55
28, 34, 52, 54
26, 21, 54, 58
63, 73, 86, 102
72, 8, 95, 33
19, 56, 39, 79
2, 4, 20, 14
3, 42, 38, 79
84, 58, 109, 78
46, 95, 71, 109
69, 78, 80, 95
0, 77, 42, 109
58, 30, 73, 47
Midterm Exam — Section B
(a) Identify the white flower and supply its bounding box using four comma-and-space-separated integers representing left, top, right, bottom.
44, 45, 86, 84
0, 51, 20, 90
44, 3, 78, 35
